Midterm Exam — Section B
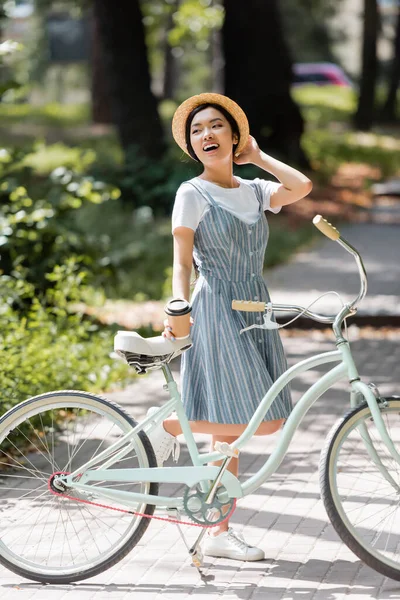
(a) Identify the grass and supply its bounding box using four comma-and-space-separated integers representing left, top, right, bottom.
290, 85, 400, 181
292, 85, 357, 129
0, 102, 90, 126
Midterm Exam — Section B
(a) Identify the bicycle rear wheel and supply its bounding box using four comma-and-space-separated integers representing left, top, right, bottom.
0, 390, 158, 583
320, 397, 400, 580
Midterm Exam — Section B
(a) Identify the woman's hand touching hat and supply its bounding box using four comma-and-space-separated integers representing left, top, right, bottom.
233, 135, 261, 165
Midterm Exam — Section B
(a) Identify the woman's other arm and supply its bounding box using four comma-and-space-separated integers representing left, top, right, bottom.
163, 226, 194, 340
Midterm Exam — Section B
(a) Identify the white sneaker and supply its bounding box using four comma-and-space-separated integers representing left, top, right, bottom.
145, 407, 180, 467
204, 528, 265, 561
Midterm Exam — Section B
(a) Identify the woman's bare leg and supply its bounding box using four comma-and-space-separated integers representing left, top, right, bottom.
208, 434, 239, 536
162, 417, 284, 535
164, 418, 284, 437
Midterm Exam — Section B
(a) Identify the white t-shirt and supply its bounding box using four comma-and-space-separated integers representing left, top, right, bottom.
171, 176, 281, 234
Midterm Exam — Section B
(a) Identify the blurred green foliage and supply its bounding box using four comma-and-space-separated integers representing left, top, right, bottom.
292, 85, 357, 128
0, 260, 132, 416
167, 0, 224, 47
280, 0, 345, 63
0, 145, 121, 296
294, 85, 400, 180
0, 102, 90, 125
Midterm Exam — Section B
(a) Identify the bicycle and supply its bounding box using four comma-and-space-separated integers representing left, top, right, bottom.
0, 215, 399, 584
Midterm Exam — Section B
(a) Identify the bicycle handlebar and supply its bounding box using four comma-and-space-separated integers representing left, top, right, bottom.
232, 214, 368, 337
312, 215, 340, 241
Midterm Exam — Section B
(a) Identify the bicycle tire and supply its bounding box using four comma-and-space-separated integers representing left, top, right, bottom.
320, 396, 400, 580
0, 390, 158, 583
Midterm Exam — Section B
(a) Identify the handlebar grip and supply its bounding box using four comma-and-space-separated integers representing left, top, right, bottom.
312, 215, 340, 241
232, 300, 265, 312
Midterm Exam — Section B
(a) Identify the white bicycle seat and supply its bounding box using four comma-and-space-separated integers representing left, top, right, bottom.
114, 331, 193, 374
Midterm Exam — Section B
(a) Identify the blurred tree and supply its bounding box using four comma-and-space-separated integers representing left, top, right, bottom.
165, 0, 224, 97
280, 0, 344, 63
93, 0, 165, 158
223, 0, 309, 166
0, 1, 6, 41
209, 0, 224, 92
354, 0, 379, 130
90, 4, 112, 123
162, 2, 179, 99
380, 8, 400, 122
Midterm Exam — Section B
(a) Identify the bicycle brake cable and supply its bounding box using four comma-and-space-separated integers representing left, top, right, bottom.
240, 291, 346, 334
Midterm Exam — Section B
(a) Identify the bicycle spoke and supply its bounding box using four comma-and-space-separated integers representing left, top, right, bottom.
1, 442, 51, 483
61, 413, 106, 472
27, 415, 61, 473
0, 393, 155, 581
326, 400, 400, 577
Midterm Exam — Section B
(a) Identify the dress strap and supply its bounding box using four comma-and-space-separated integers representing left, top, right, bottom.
248, 181, 263, 210
184, 180, 218, 207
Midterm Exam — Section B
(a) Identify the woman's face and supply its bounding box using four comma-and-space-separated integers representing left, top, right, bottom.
188, 106, 238, 164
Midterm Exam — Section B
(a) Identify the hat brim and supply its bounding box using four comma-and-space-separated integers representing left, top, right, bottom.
172, 93, 249, 159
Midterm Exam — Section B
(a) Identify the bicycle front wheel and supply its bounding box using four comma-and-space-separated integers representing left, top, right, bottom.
0, 390, 158, 584
320, 397, 400, 580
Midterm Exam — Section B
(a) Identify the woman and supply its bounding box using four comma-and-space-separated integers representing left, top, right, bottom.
148, 93, 312, 561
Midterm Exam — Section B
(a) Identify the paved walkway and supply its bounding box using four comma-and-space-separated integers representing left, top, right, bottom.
1, 329, 400, 599
266, 222, 400, 319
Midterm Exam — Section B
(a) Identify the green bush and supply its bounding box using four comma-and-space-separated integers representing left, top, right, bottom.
0, 147, 121, 296
71, 198, 174, 301
292, 85, 356, 128
0, 259, 133, 416
303, 129, 400, 180
0, 102, 90, 127
89, 144, 199, 217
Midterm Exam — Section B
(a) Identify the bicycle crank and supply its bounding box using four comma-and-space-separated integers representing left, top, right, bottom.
183, 481, 235, 526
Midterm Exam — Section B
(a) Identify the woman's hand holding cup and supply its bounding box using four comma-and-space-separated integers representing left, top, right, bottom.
162, 316, 194, 341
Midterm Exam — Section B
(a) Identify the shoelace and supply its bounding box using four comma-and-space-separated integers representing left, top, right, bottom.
171, 437, 180, 462
227, 528, 250, 551
157, 434, 180, 463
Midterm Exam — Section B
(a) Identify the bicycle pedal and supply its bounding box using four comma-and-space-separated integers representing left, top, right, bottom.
214, 441, 240, 458
191, 549, 203, 568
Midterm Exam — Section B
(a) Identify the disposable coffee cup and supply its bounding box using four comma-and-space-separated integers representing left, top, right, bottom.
164, 298, 192, 339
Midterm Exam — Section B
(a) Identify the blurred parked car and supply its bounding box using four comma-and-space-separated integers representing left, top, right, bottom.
292, 63, 355, 88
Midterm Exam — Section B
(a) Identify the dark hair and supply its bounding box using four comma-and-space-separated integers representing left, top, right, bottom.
185, 103, 240, 284
185, 103, 240, 163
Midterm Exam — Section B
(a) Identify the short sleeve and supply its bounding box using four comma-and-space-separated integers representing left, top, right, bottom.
253, 177, 282, 214
171, 183, 208, 234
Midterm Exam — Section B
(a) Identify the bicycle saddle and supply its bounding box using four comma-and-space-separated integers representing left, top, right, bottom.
114, 331, 193, 375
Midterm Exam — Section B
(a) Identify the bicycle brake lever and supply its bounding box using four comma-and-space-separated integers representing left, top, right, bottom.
239, 303, 280, 334
263, 303, 280, 329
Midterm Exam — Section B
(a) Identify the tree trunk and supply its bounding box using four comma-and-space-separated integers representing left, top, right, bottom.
162, 6, 179, 100
210, 23, 224, 93
354, 0, 379, 131
222, 0, 309, 167
92, 0, 165, 158
90, 7, 113, 124
380, 9, 400, 122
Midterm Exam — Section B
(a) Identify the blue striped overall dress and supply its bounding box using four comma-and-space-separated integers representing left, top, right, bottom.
180, 179, 292, 424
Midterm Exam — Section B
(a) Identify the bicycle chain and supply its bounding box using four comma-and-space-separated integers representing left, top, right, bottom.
48, 472, 237, 529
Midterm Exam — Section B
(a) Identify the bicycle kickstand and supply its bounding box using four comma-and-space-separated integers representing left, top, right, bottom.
188, 442, 239, 571
165, 509, 208, 579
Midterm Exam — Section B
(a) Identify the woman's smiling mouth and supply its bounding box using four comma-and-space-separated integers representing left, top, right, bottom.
203, 143, 220, 153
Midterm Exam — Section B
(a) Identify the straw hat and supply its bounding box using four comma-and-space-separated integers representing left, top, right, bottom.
172, 92, 250, 158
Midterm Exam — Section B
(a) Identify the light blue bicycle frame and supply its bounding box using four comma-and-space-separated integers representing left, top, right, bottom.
63, 338, 399, 509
